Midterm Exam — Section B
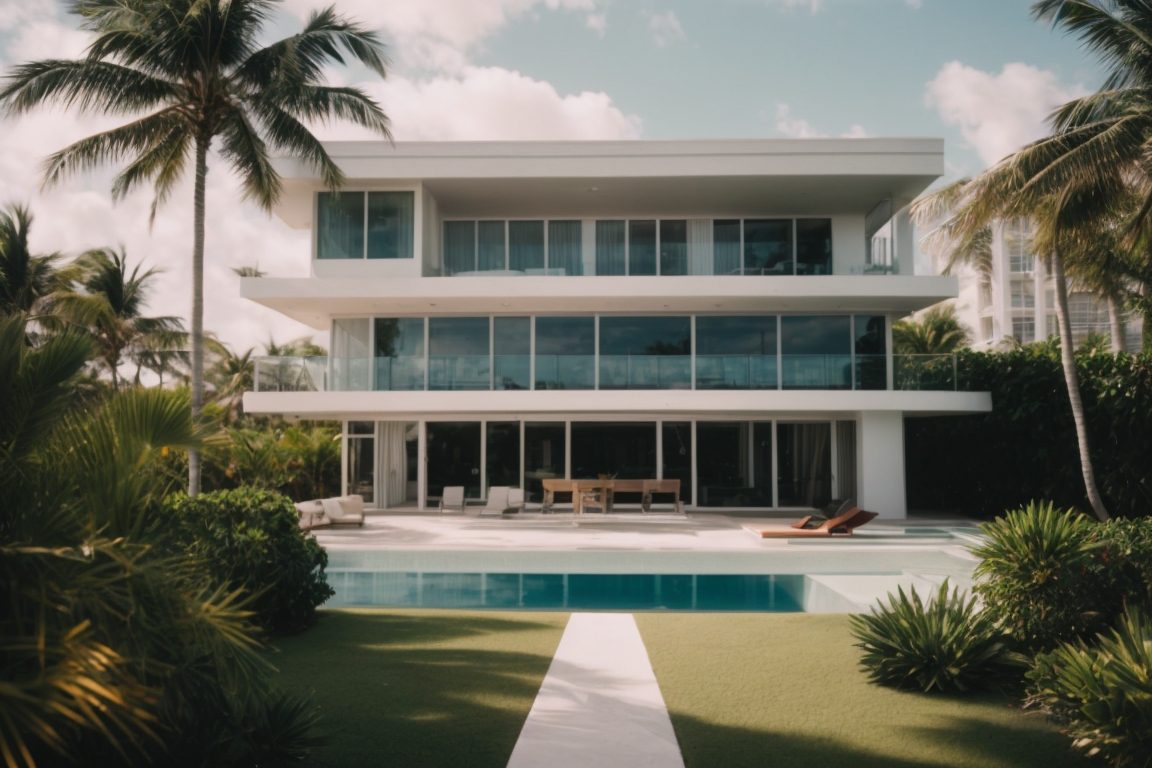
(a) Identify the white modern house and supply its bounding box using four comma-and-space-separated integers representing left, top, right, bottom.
241, 139, 991, 518
945, 218, 1143, 351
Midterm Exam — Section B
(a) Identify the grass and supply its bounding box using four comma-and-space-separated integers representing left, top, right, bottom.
270, 608, 568, 768
635, 613, 1085, 768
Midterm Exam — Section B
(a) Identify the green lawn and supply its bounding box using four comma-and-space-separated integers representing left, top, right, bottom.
636, 613, 1085, 768
270, 609, 568, 768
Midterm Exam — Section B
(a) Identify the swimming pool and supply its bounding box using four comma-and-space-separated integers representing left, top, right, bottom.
322, 531, 980, 613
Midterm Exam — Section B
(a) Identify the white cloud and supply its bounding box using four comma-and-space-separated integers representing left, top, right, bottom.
647, 10, 685, 47
773, 103, 867, 139
315, 66, 641, 141
925, 61, 1085, 167
769, 0, 920, 12
281, 0, 605, 72
586, 12, 608, 37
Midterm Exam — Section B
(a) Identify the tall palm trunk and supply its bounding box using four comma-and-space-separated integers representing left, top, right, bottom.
1051, 252, 1109, 521
188, 135, 207, 496
1107, 295, 1125, 353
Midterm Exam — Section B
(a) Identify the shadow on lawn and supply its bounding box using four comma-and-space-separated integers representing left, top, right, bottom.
271, 610, 565, 768
668, 706, 1084, 768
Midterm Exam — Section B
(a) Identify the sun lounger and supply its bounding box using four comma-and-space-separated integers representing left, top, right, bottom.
479, 486, 511, 516
753, 507, 878, 538
439, 486, 466, 514
505, 488, 525, 514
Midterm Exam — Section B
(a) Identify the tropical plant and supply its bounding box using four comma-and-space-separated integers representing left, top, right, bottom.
164, 487, 334, 634
0, 313, 320, 767
0, 0, 392, 495
850, 580, 1023, 693
1027, 607, 1152, 767
893, 304, 970, 354
206, 343, 255, 422
0, 203, 64, 320
973, 501, 1112, 650
54, 247, 185, 389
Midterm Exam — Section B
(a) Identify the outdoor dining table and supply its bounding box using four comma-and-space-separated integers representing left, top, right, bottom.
539, 478, 682, 514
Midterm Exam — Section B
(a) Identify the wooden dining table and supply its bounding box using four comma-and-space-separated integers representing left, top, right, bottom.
539, 478, 682, 514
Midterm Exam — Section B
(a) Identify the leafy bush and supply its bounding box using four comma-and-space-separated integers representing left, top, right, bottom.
905, 347, 1152, 518
1027, 608, 1152, 767
850, 580, 1022, 693
1093, 518, 1152, 614
973, 501, 1110, 650
165, 487, 334, 633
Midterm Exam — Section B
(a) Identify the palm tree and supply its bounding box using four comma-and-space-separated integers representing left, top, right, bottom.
0, 0, 391, 495
0, 203, 65, 320
206, 342, 255, 422
55, 247, 185, 389
893, 304, 970, 354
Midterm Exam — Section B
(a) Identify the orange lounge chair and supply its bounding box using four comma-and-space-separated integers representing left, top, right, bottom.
752, 507, 878, 538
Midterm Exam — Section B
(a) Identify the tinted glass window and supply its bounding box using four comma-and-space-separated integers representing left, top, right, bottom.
317, 192, 364, 260
796, 218, 831, 275
780, 316, 851, 389
744, 219, 792, 275
599, 316, 690, 390
535, 317, 594, 389
696, 316, 777, 389
428, 317, 490, 391
366, 192, 414, 259
629, 220, 657, 276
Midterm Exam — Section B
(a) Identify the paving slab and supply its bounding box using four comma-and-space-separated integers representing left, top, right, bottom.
507, 613, 684, 768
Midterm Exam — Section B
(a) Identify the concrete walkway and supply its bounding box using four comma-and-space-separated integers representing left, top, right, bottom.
507, 613, 685, 768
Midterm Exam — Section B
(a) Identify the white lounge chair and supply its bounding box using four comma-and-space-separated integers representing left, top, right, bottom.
439, 486, 466, 514
505, 488, 525, 514
321, 494, 366, 526
479, 486, 511, 516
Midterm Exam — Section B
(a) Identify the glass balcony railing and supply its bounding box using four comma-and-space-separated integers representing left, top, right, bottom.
894, 354, 960, 391
252, 353, 965, 392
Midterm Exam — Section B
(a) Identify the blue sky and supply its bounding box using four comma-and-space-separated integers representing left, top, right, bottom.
0, 0, 1111, 350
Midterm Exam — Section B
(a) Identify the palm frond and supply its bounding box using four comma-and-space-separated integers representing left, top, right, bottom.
0, 59, 178, 116
247, 101, 343, 191
42, 110, 191, 191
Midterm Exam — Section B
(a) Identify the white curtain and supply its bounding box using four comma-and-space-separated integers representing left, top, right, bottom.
688, 219, 714, 275
379, 421, 409, 508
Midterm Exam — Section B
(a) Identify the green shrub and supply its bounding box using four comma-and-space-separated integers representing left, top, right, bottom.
850, 580, 1023, 693
1027, 608, 1152, 767
973, 501, 1111, 650
165, 487, 334, 633
1093, 518, 1152, 614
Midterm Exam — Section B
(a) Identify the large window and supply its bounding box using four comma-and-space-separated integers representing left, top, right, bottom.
494, 317, 531, 390
549, 220, 582, 275
599, 316, 690, 389
796, 219, 832, 275
486, 422, 520, 492
427, 422, 482, 499
1006, 220, 1034, 273
428, 317, 489, 390
696, 316, 777, 389
660, 220, 688, 276
780, 316, 852, 389
374, 318, 425, 390
713, 220, 741, 275
777, 423, 832, 507
317, 191, 413, 260
346, 421, 375, 503
662, 422, 692, 502
853, 315, 886, 390
628, 220, 657, 276
535, 317, 595, 389
744, 220, 792, 275
509, 220, 545, 271
696, 422, 772, 507
525, 422, 565, 502
571, 423, 656, 480
596, 221, 627, 276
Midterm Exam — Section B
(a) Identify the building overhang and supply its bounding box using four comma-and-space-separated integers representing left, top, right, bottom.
240, 275, 960, 329
273, 138, 944, 225
243, 389, 992, 420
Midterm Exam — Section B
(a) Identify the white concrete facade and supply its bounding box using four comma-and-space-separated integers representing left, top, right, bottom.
241, 139, 990, 519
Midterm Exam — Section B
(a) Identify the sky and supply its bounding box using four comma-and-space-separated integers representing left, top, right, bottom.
0, 0, 1109, 358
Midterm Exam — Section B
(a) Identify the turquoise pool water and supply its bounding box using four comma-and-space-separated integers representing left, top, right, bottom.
325, 571, 805, 612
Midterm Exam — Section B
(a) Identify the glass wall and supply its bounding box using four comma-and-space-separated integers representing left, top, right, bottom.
346, 421, 375, 503
485, 422, 520, 492
535, 317, 595, 390
367, 192, 414, 259
571, 422, 657, 481
317, 191, 413, 260
375, 318, 425, 390
427, 422, 482, 499
599, 316, 690, 389
853, 315, 887, 390
696, 422, 772, 507
777, 423, 832, 508
525, 422, 565, 502
744, 220, 792, 275
662, 422, 692, 502
443, 216, 834, 276
332, 318, 371, 390
494, 317, 530, 390
696, 316, 777, 389
796, 218, 832, 275
780, 316, 852, 389
429, 317, 489, 390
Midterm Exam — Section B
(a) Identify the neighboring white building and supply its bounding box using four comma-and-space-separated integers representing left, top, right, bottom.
943, 218, 1143, 351
241, 139, 990, 519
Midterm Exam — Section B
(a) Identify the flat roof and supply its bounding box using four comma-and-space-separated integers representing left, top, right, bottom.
273, 138, 944, 225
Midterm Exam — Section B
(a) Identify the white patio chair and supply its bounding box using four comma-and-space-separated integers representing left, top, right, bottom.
479, 486, 511, 516
505, 488, 525, 514
438, 486, 466, 514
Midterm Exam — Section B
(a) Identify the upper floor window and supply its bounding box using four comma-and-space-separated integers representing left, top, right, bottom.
1005, 219, 1034, 273
317, 191, 414, 260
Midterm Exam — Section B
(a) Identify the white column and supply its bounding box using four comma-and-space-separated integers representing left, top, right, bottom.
857, 411, 906, 519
